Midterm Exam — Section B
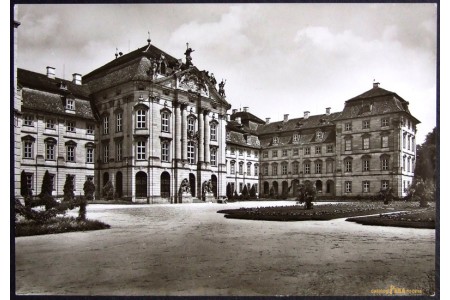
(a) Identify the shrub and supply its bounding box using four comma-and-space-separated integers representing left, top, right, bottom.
409, 178, 435, 207
40, 170, 53, 197
242, 185, 249, 199
102, 180, 115, 200
83, 177, 95, 201
296, 182, 316, 209
249, 185, 257, 198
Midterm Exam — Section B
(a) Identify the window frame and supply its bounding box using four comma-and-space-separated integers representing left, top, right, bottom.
210, 123, 217, 141
66, 145, 75, 162
161, 142, 170, 162
137, 140, 146, 160
187, 141, 195, 164
161, 111, 170, 133
136, 109, 147, 129
116, 113, 123, 132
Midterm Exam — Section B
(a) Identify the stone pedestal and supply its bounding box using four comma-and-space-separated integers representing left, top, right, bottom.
203, 192, 216, 203
179, 192, 193, 203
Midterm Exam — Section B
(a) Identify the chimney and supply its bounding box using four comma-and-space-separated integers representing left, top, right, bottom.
236, 117, 241, 124
326, 107, 331, 115
283, 114, 289, 122
265, 117, 271, 124
232, 109, 238, 114
46, 66, 55, 79
373, 81, 380, 88
243, 106, 249, 112
72, 73, 82, 85
304, 111, 310, 119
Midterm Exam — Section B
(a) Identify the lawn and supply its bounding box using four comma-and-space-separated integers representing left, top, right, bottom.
346, 208, 435, 229
15, 216, 111, 237
218, 201, 434, 225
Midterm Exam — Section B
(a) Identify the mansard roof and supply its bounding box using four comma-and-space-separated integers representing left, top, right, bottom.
83, 43, 180, 81
256, 112, 340, 135
231, 111, 265, 125
337, 85, 420, 123
226, 121, 261, 149
18, 68, 91, 99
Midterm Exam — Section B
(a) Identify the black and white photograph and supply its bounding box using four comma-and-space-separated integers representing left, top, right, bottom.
12, 2, 439, 297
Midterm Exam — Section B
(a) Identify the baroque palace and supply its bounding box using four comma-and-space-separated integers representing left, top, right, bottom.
13, 33, 419, 202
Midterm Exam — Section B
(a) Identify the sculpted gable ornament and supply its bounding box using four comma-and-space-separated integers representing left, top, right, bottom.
178, 72, 209, 97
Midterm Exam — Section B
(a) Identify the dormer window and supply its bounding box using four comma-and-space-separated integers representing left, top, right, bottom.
66, 98, 75, 110
316, 131, 324, 141
273, 137, 279, 144
293, 134, 300, 143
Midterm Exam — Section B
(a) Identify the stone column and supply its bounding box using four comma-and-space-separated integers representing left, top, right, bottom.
175, 104, 181, 160
198, 109, 205, 163
181, 105, 187, 161
204, 111, 211, 164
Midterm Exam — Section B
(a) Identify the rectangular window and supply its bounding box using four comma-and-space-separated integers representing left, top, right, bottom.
345, 139, 352, 151
137, 110, 147, 129
87, 124, 94, 135
315, 146, 321, 154
272, 164, 278, 176
345, 160, 352, 172
161, 112, 169, 133
66, 121, 75, 132
304, 147, 310, 155
345, 122, 352, 131
25, 173, 34, 190
382, 136, 389, 148
363, 181, 370, 193
292, 163, 299, 175
67, 145, 75, 162
381, 180, 389, 190
304, 163, 310, 174
263, 151, 268, 158
46, 119, 55, 129
345, 181, 352, 193
363, 137, 370, 149
247, 164, 251, 175
23, 115, 34, 126
239, 149, 243, 156
282, 149, 288, 156
231, 147, 235, 155
46, 143, 55, 160
408, 136, 411, 150
315, 162, 322, 174
116, 142, 122, 161
230, 163, 235, 174
187, 118, 195, 132
282, 164, 287, 175
137, 141, 146, 160
24, 141, 33, 159
363, 120, 370, 129
381, 118, 389, 127
210, 124, 217, 141
161, 142, 169, 162
103, 116, 109, 134
239, 164, 243, 175
263, 165, 268, 176
103, 144, 109, 163
66, 98, 74, 110
254, 165, 259, 176
327, 145, 333, 153
239, 183, 243, 193
116, 113, 122, 132
403, 134, 406, 149
272, 150, 278, 158
247, 150, 251, 157
293, 148, 299, 156
187, 142, 195, 164
86, 148, 94, 163
211, 148, 217, 166
381, 158, 389, 171
362, 159, 370, 171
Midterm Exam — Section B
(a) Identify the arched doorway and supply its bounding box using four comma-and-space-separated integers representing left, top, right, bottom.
136, 171, 147, 198
326, 180, 335, 195
103, 172, 109, 187
263, 181, 269, 195
291, 179, 299, 197
161, 172, 170, 198
211, 175, 217, 198
116, 171, 123, 198
272, 181, 279, 195
316, 180, 323, 193
282, 181, 289, 196
189, 173, 195, 197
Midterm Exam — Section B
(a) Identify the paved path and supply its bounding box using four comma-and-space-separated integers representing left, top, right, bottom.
15, 202, 435, 296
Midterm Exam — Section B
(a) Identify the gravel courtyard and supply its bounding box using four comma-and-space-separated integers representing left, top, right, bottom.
15, 201, 435, 296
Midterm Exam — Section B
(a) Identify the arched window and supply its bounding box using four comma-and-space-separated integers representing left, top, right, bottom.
22, 135, 35, 159
136, 109, 147, 129
187, 141, 195, 164
65, 140, 77, 162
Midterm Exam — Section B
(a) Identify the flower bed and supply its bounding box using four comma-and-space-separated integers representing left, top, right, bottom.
346, 209, 435, 229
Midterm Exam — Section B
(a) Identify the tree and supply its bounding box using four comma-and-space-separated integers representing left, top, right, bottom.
40, 170, 53, 196
63, 174, 75, 206
249, 184, 257, 199
83, 177, 95, 201
297, 182, 316, 209
102, 180, 115, 200
242, 184, 249, 200
415, 127, 437, 182
20, 170, 29, 197
409, 178, 435, 208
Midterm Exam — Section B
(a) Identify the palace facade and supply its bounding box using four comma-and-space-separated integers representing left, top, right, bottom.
14, 38, 420, 202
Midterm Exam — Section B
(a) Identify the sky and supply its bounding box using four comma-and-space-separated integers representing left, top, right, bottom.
15, 3, 437, 144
